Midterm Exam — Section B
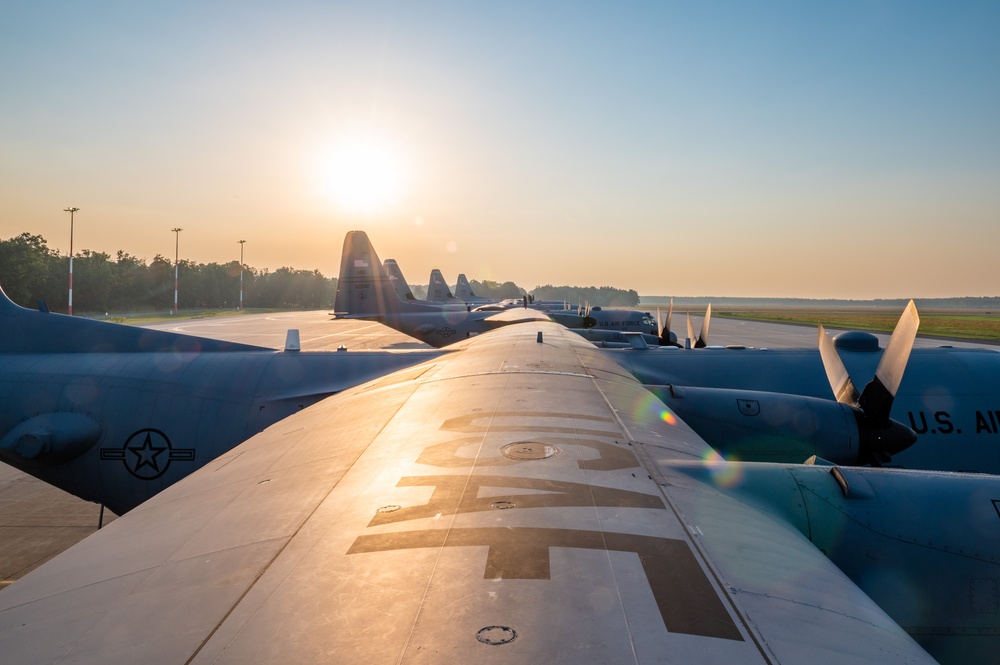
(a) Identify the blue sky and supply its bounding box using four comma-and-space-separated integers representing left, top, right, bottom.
2, 1, 998, 297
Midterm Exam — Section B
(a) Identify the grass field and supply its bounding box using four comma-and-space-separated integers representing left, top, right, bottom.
718, 310, 1000, 341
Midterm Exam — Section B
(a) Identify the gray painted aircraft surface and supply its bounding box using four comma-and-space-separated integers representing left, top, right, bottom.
384, 261, 507, 310
383, 258, 419, 301
426, 268, 458, 303
645, 302, 922, 468
0, 289, 442, 513
453, 272, 486, 302
614, 306, 1000, 475
549, 305, 657, 336
7, 319, 999, 664
334, 232, 540, 347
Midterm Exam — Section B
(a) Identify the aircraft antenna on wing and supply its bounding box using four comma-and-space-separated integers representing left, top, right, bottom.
284, 329, 301, 352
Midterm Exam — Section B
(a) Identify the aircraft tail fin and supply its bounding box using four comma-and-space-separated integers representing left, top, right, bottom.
384, 259, 417, 300
454, 274, 477, 300
0, 286, 21, 315
426, 269, 456, 303
334, 231, 401, 316
0, 284, 265, 353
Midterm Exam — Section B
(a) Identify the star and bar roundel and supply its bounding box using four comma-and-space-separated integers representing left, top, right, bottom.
100, 428, 195, 480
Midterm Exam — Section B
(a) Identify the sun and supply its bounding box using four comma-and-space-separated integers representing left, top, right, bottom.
318, 136, 406, 216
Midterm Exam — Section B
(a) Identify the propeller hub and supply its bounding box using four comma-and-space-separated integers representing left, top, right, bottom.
853, 409, 918, 466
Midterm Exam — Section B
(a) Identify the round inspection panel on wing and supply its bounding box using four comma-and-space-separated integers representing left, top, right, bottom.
500, 441, 559, 461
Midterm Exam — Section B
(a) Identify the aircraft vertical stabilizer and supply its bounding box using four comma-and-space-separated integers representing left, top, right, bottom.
334, 231, 401, 317
0, 285, 264, 354
384, 259, 418, 300
426, 269, 456, 303
454, 273, 477, 300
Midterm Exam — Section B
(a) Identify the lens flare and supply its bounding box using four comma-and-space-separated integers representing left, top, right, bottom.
632, 392, 679, 427
701, 448, 744, 487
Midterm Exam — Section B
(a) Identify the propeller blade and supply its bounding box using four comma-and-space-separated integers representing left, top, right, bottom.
656, 306, 662, 336
818, 324, 860, 406
659, 298, 679, 346
695, 304, 712, 348
686, 312, 695, 348
817, 301, 921, 465
858, 300, 920, 424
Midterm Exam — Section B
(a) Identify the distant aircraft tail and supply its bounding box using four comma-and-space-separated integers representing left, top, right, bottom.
454, 274, 478, 300
426, 269, 456, 303
0, 285, 264, 354
334, 231, 404, 317
383, 259, 418, 300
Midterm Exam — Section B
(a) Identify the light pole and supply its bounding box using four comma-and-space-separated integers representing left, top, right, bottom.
64, 207, 79, 315
171, 227, 182, 314
238, 239, 246, 310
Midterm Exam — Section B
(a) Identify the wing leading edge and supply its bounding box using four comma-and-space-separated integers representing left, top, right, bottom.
0, 322, 936, 664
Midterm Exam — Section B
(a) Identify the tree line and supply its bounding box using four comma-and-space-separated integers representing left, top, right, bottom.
0, 233, 335, 313
1, 232, 642, 314
531, 284, 641, 307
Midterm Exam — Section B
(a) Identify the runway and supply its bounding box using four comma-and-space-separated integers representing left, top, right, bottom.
2, 311, 996, 589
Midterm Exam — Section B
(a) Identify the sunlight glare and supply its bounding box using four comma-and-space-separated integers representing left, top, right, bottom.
319, 136, 405, 216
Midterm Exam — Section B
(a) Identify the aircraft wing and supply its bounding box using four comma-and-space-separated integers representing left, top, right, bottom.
0, 322, 935, 664
483, 307, 551, 323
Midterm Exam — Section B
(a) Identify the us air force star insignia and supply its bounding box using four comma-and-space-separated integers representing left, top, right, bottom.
436, 327, 457, 338
130, 431, 167, 472
99, 428, 196, 480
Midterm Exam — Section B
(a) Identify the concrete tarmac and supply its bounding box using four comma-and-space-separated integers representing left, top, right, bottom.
2, 311, 996, 589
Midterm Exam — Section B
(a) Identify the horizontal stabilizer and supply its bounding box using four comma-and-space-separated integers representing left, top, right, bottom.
0, 286, 267, 354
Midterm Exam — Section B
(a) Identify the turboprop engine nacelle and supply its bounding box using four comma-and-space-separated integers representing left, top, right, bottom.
652, 385, 916, 466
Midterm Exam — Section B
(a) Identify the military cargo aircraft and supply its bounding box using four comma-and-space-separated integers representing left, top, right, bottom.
648, 301, 920, 467
616, 301, 1000, 474
1, 316, 997, 664
0, 289, 443, 513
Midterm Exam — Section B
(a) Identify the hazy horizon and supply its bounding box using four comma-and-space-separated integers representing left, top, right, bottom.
3, 3, 998, 299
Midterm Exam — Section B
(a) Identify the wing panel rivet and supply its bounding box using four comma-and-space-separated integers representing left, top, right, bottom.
476, 625, 517, 645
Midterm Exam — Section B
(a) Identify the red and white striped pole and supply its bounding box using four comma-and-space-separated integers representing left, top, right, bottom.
64, 207, 79, 316
172, 227, 182, 314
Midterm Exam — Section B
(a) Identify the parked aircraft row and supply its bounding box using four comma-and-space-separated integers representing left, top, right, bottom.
1, 229, 999, 663
341, 236, 697, 347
